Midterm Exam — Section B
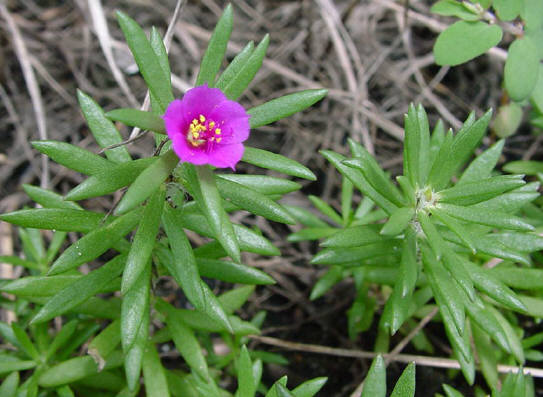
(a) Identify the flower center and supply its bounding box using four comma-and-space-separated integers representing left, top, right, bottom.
187, 114, 222, 147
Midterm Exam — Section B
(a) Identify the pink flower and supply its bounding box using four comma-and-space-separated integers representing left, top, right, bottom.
163, 84, 250, 169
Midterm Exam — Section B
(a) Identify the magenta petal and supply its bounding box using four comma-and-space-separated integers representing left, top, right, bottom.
209, 101, 250, 144
163, 99, 187, 139
181, 84, 227, 118
207, 143, 245, 169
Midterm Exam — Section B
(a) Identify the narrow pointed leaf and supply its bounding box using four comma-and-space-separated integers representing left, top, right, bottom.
361, 356, 386, 397
0, 208, 105, 233
438, 175, 525, 206
236, 345, 256, 397
122, 187, 165, 294
196, 257, 274, 285
390, 363, 415, 397
11, 323, 39, 360
242, 147, 316, 180
195, 5, 233, 85
115, 149, 178, 215
308, 195, 342, 225
216, 177, 295, 224
149, 27, 171, 91
321, 150, 397, 214
216, 41, 255, 90
142, 343, 170, 397
65, 157, 158, 201
321, 225, 383, 248
223, 34, 269, 99
22, 184, 81, 210
77, 90, 131, 163
458, 140, 504, 184
162, 205, 205, 310
49, 208, 142, 275
0, 371, 19, 396
116, 11, 174, 112
192, 165, 240, 262
121, 264, 150, 352
291, 377, 328, 397
32, 255, 125, 324
106, 109, 166, 134
31, 140, 111, 175
438, 202, 534, 231
380, 207, 414, 236
247, 89, 327, 129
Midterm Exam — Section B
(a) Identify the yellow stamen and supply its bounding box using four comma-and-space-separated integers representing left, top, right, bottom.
199, 114, 206, 123
216, 137, 222, 143
215, 128, 221, 135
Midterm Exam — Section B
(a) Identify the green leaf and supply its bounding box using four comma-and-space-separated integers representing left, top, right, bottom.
11, 323, 39, 360
521, 0, 543, 30
458, 139, 504, 184
116, 12, 174, 112
121, 264, 150, 353
490, 267, 543, 290
464, 261, 526, 312
160, 303, 210, 380
87, 320, 121, 367
216, 41, 255, 90
191, 165, 240, 261
505, 37, 540, 101
422, 246, 465, 337
122, 187, 165, 294
531, 64, 543, 112
361, 356, 386, 397
106, 109, 166, 134
217, 174, 301, 195
218, 285, 254, 314
22, 184, 81, 210
322, 225, 385, 248
430, 208, 476, 253
493, 0, 522, 20
236, 345, 256, 397
311, 241, 399, 265
343, 153, 405, 207
0, 208, 105, 233
196, 257, 274, 285
242, 147, 316, 180
115, 150, 178, 215
403, 104, 431, 187
195, 4, 233, 86
291, 377, 327, 397
149, 27, 172, 92
431, 110, 493, 190
321, 150, 397, 214
438, 175, 525, 205
309, 266, 343, 300
437, 202, 534, 231
38, 352, 123, 387
465, 302, 511, 355
443, 384, 465, 397
77, 90, 131, 163
308, 195, 342, 225
380, 207, 414, 236
32, 255, 125, 323
32, 140, 110, 175
0, 359, 36, 375
486, 305, 524, 363
65, 157, 157, 201
287, 227, 338, 243
472, 323, 498, 392
161, 206, 204, 308
56, 385, 75, 397
46, 320, 78, 360
494, 103, 523, 138
505, 160, 543, 175
431, 0, 481, 20
48, 208, 142, 275
471, 182, 539, 213
142, 343, 170, 397
223, 35, 269, 100
283, 205, 328, 228
390, 363, 415, 397
247, 89, 327, 129
0, 371, 19, 397
434, 21, 503, 66
216, 177, 295, 224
